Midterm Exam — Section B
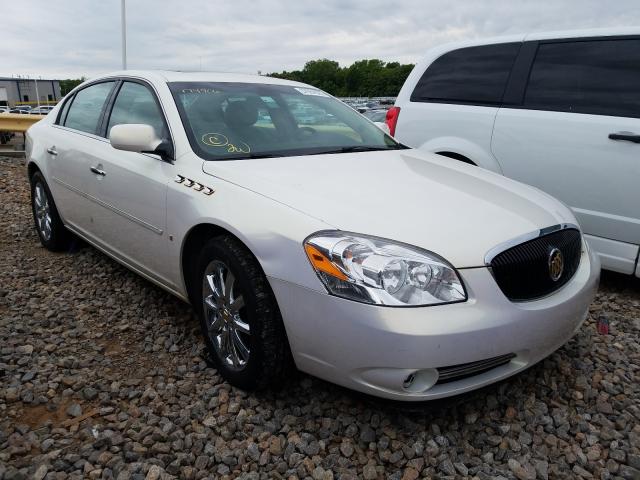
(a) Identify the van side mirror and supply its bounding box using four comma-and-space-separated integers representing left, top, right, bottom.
109, 123, 173, 161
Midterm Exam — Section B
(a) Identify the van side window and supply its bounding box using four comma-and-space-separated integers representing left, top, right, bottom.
524, 39, 640, 118
410, 43, 520, 105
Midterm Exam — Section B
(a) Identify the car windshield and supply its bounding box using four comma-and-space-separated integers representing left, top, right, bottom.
169, 82, 404, 160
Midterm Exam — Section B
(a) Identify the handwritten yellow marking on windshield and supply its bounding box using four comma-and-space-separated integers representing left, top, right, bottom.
202, 133, 228, 146
201, 133, 251, 153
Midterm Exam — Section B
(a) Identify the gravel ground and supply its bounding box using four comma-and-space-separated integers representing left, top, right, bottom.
1, 156, 639, 480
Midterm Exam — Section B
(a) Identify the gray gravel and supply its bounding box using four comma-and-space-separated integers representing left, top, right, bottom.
1, 156, 640, 480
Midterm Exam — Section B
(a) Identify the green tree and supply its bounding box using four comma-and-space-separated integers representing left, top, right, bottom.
344, 59, 386, 96
269, 59, 414, 97
59, 77, 86, 97
303, 60, 342, 94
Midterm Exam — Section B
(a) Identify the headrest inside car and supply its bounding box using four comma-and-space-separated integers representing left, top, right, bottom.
224, 100, 259, 128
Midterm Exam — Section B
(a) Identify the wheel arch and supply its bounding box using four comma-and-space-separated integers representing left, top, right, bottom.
27, 160, 42, 180
436, 151, 477, 166
181, 222, 262, 307
418, 136, 503, 173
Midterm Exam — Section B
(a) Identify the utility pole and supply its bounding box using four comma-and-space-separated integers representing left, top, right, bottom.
34, 78, 40, 108
121, 0, 127, 69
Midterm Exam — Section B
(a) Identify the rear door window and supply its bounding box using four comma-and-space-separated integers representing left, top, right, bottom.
411, 43, 521, 105
524, 39, 640, 118
63, 82, 115, 134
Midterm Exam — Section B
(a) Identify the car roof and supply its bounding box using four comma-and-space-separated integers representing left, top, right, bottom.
427, 26, 640, 53
86, 70, 310, 88
525, 26, 640, 41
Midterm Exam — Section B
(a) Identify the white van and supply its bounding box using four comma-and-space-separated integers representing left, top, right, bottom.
391, 28, 640, 277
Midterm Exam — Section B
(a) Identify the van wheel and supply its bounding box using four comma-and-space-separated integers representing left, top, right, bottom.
194, 235, 291, 390
30, 172, 73, 251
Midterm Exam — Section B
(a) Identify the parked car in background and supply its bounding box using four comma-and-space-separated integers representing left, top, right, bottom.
26, 71, 598, 400
13, 105, 32, 113
30, 105, 55, 115
363, 109, 389, 132
0, 106, 30, 119
392, 28, 640, 277
0, 106, 14, 141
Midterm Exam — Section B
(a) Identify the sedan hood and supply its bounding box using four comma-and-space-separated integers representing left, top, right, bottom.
202, 150, 576, 268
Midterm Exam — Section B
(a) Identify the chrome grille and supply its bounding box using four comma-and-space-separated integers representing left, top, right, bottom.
489, 227, 582, 301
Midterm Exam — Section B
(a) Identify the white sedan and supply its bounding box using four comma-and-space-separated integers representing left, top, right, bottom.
30, 105, 56, 115
25, 71, 599, 400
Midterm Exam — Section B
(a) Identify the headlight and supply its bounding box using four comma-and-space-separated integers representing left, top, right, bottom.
304, 231, 467, 306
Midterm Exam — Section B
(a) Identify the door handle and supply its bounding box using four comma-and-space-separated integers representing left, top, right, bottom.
90, 166, 106, 176
47, 147, 58, 155
608, 132, 640, 144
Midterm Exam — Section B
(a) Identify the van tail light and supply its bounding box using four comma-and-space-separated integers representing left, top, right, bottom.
385, 106, 401, 137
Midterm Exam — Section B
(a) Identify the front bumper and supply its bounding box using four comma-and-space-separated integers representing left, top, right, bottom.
269, 246, 600, 401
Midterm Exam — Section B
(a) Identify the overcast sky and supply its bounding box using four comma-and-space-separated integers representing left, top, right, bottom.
2, 0, 639, 79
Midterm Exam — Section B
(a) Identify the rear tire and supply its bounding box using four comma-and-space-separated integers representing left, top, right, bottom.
30, 171, 73, 251
193, 235, 291, 390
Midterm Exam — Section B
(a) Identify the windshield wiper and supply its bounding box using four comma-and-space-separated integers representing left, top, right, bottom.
308, 144, 410, 155
219, 152, 281, 160
215, 144, 410, 161
337, 146, 391, 153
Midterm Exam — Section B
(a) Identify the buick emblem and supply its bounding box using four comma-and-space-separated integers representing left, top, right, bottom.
548, 248, 564, 282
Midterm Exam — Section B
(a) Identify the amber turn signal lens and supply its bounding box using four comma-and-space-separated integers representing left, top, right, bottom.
304, 244, 348, 281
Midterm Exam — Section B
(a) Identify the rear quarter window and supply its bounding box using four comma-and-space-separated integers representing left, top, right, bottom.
56, 95, 73, 125
410, 43, 521, 105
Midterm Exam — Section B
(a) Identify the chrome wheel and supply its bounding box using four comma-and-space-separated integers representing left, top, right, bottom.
202, 260, 250, 370
34, 182, 52, 241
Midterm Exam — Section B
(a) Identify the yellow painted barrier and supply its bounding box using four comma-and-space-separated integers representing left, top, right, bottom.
0, 113, 44, 133
15, 101, 58, 107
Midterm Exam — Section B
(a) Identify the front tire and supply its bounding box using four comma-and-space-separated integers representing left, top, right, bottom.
194, 235, 290, 390
30, 171, 72, 251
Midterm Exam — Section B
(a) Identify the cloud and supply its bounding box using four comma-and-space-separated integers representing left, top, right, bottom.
1, 0, 638, 79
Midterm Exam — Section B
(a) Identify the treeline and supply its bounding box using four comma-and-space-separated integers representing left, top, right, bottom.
60, 78, 86, 96
269, 59, 414, 97
59, 59, 415, 99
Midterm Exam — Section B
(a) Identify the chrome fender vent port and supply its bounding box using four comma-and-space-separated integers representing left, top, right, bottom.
401, 369, 439, 393
358, 367, 439, 394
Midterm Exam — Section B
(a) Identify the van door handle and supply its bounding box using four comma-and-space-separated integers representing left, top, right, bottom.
90, 166, 106, 176
608, 132, 640, 144
47, 146, 58, 155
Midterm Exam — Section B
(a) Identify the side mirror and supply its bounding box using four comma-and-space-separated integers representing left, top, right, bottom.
109, 123, 173, 161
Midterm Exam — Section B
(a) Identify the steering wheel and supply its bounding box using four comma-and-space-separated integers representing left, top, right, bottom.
298, 126, 317, 137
